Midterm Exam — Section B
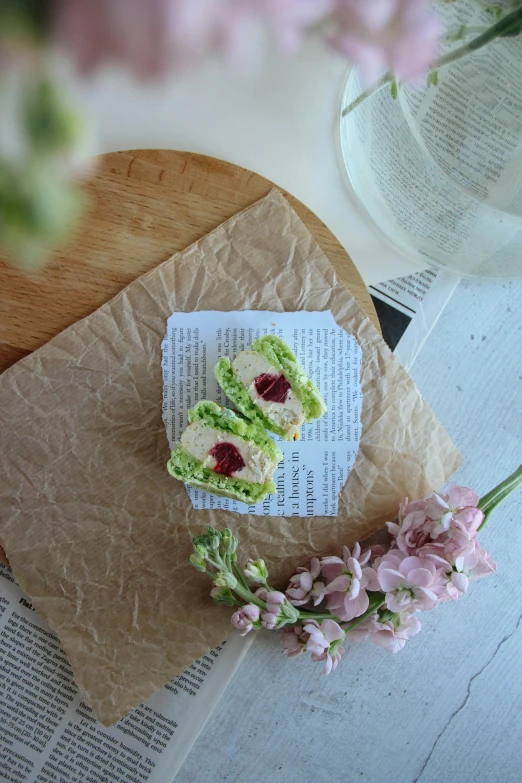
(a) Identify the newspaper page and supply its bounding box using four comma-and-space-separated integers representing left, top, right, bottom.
404, 0, 522, 217
369, 268, 459, 370
161, 310, 363, 517
0, 564, 251, 783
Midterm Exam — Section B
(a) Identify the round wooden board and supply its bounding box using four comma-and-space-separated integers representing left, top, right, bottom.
0, 149, 379, 375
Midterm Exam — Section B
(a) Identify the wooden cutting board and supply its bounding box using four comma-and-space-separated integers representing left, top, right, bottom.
0, 149, 380, 566
0, 149, 378, 375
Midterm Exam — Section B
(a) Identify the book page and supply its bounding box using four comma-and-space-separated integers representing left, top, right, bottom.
161, 310, 362, 517
0, 564, 251, 783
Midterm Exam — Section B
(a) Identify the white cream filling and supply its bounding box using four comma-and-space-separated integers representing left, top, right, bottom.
180, 421, 277, 484
232, 351, 305, 438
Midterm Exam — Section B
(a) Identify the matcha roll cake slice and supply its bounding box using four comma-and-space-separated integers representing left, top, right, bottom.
168, 400, 283, 503
215, 334, 327, 440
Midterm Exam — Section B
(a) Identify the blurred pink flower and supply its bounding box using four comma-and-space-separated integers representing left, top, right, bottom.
53, 0, 178, 78
377, 550, 441, 612
322, 543, 380, 622
231, 603, 260, 635
51, 0, 442, 84
286, 557, 326, 606
303, 619, 346, 674
52, 0, 331, 77
329, 0, 442, 85
351, 611, 421, 653
387, 497, 431, 555
221, 0, 331, 69
267, 0, 334, 54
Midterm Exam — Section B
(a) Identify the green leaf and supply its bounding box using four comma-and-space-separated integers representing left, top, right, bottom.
390, 80, 398, 100
426, 70, 439, 88
0, 0, 51, 43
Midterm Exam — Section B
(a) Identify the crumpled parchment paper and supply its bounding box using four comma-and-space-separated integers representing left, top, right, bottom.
0, 190, 461, 725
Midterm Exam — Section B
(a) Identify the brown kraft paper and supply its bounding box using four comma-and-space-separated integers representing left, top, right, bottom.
0, 190, 461, 724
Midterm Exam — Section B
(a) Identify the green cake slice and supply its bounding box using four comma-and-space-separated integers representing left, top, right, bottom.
215, 335, 327, 440
167, 401, 282, 504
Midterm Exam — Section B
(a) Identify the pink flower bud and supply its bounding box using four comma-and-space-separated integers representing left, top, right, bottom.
231, 603, 260, 636
266, 591, 286, 606
261, 611, 279, 630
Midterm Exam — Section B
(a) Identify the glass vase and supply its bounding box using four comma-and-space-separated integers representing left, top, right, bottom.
338, 1, 522, 279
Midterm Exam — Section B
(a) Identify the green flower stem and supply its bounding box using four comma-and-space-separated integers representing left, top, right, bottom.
206, 555, 224, 572
232, 581, 266, 610
344, 595, 386, 633
230, 581, 342, 621
478, 463, 522, 510
296, 611, 341, 622
469, 6, 522, 46
478, 463, 522, 531
341, 72, 393, 117
377, 609, 399, 624
435, 8, 522, 72
232, 563, 250, 592
445, 25, 490, 42
341, 8, 522, 118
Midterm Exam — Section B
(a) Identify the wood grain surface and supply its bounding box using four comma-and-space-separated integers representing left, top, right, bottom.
0, 149, 378, 376
0, 150, 379, 567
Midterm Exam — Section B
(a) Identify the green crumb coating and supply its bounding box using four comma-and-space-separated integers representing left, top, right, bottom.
188, 400, 283, 463
214, 358, 288, 439
167, 446, 276, 504
251, 334, 326, 421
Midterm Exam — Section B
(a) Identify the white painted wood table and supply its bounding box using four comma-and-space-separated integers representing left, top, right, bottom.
176, 277, 522, 783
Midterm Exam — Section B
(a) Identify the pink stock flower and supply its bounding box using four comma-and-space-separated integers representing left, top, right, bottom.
281, 624, 306, 657
426, 485, 483, 540
231, 603, 260, 635
351, 611, 421, 653
444, 540, 497, 600
471, 543, 496, 577
258, 590, 300, 629
390, 485, 484, 560
259, 589, 286, 629
303, 619, 346, 674
366, 544, 389, 563
329, 0, 442, 86
286, 557, 326, 606
377, 550, 442, 612
416, 541, 453, 571
387, 497, 431, 555
322, 543, 379, 622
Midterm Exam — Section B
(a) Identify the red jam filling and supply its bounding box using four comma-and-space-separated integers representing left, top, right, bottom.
254, 372, 291, 403
209, 442, 245, 477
